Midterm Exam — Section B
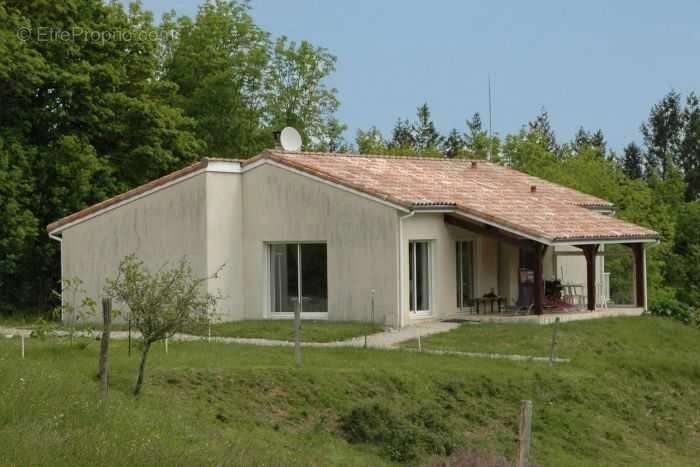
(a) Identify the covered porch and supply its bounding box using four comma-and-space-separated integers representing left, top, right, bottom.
442, 213, 653, 320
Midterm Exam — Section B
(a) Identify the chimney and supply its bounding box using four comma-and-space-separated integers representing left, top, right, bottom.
471, 161, 478, 169
530, 185, 537, 193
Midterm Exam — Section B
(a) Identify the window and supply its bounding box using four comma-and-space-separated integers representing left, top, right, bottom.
409, 240, 431, 313
270, 243, 327, 315
456, 241, 475, 310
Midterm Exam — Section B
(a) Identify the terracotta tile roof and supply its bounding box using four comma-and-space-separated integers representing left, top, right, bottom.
48, 151, 659, 244
248, 151, 659, 243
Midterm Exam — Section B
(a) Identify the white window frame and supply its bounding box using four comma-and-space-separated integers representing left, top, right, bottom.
409, 240, 433, 316
266, 241, 329, 320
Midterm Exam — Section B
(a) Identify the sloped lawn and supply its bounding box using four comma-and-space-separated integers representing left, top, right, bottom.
0, 316, 698, 466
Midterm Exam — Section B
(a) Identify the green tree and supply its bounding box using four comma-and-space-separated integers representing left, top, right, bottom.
0, 0, 202, 309
265, 36, 341, 149
413, 103, 443, 152
104, 255, 221, 396
680, 93, 700, 200
160, 0, 270, 157
442, 129, 466, 158
641, 91, 683, 179
464, 112, 499, 160
527, 109, 558, 154
621, 142, 644, 179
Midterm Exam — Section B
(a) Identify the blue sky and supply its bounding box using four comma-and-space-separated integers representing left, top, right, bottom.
138, 0, 700, 152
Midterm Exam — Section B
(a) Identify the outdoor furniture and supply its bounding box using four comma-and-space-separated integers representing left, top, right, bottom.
475, 296, 505, 314
562, 284, 586, 311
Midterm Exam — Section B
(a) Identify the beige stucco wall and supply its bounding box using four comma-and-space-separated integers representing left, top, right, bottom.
205, 171, 244, 320
401, 213, 511, 324
241, 163, 399, 325
61, 173, 208, 321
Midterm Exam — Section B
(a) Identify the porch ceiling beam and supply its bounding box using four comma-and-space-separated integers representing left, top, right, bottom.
444, 215, 534, 249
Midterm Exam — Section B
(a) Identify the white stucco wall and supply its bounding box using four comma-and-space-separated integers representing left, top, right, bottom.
241, 163, 400, 325
61, 173, 208, 321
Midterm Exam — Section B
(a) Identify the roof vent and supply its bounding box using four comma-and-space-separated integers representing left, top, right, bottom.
471, 161, 478, 169
530, 185, 537, 193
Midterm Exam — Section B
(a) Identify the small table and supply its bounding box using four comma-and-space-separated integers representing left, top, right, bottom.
475, 296, 505, 314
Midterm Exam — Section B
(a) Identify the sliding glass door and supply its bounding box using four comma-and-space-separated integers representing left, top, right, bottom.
456, 241, 475, 311
409, 240, 431, 314
270, 243, 327, 315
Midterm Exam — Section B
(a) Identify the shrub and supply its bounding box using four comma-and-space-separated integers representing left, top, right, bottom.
648, 297, 699, 326
340, 401, 458, 462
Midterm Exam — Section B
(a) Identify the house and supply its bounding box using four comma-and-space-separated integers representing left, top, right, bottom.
47, 150, 659, 327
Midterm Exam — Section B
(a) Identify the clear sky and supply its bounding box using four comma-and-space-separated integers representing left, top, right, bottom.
137, 0, 700, 153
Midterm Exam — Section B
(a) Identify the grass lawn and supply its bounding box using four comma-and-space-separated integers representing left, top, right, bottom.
1, 316, 699, 466
185, 319, 384, 342
0, 315, 383, 343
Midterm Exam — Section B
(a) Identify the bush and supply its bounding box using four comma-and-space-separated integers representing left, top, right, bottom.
648, 297, 699, 326
340, 401, 458, 462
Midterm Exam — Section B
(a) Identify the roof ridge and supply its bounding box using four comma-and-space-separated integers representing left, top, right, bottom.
268, 150, 495, 163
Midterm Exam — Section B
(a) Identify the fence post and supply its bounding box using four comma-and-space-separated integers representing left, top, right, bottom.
549, 317, 560, 366
98, 298, 112, 398
516, 400, 533, 467
417, 328, 422, 352
21, 335, 25, 359
127, 315, 132, 357
294, 302, 302, 368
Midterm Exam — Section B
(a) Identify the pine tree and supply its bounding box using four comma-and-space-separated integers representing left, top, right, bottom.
413, 103, 442, 151
621, 142, 644, 179
680, 93, 700, 200
390, 118, 415, 148
528, 109, 558, 154
442, 129, 465, 158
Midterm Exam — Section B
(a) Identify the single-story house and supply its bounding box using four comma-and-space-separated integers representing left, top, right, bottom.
47, 150, 659, 327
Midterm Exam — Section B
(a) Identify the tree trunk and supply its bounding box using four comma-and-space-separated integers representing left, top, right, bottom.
133, 341, 152, 396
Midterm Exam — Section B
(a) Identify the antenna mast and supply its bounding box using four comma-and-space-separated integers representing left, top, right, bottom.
488, 73, 493, 161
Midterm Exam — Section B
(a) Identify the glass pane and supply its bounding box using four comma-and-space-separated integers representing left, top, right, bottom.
270, 244, 299, 313
416, 242, 430, 311
300, 243, 327, 313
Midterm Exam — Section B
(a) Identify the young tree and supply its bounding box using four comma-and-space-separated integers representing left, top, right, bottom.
680, 93, 700, 200
390, 118, 415, 149
104, 255, 221, 396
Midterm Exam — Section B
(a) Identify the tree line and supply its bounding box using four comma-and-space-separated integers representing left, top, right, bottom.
0, 0, 698, 313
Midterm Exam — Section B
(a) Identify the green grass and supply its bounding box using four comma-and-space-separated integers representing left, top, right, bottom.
184, 319, 384, 342
1, 316, 699, 466
0, 315, 383, 343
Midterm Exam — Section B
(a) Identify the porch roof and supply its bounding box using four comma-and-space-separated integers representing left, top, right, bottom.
248, 151, 659, 245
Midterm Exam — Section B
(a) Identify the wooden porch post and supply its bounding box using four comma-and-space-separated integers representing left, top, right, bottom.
578, 244, 599, 311
630, 243, 646, 308
532, 243, 547, 315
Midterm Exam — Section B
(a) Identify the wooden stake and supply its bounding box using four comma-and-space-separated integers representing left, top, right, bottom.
208, 318, 212, 343
549, 317, 560, 367
21, 335, 25, 359
516, 400, 533, 467
164, 337, 168, 354
294, 303, 302, 368
417, 328, 422, 352
98, 298, 112, 398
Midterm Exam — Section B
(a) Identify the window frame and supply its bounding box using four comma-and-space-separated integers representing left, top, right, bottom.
266, 241, 329, 320
409, 240, 433, 315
